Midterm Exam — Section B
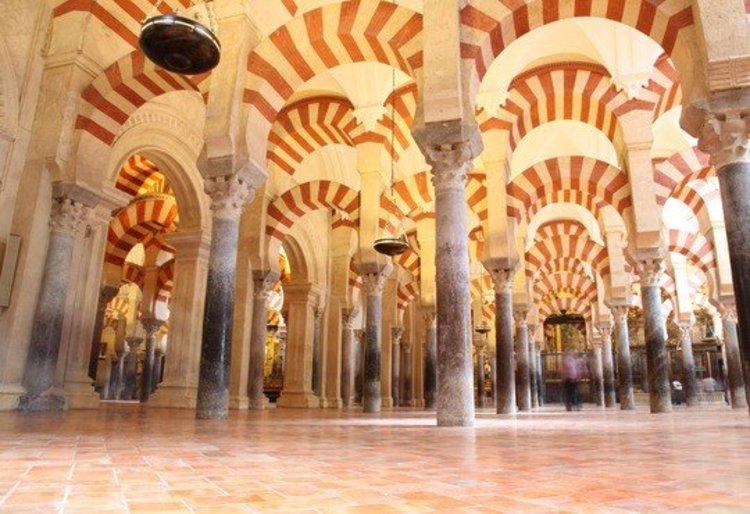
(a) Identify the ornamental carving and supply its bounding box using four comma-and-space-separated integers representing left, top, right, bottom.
634, 258, 664, 288
49, 197, 90, 236
204, 171, 257, 220
487, 266, 514, 295
697, 111, 750, 169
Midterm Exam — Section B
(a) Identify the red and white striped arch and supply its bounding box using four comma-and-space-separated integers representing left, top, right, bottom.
534, 256, 596, 283
668, 229, 716, 275
76, 51, 209, 148
115, 154, 173, 197
525, 232, 611, 281
266, 180, 359, 241
538, 295, 593, 321
653, 146, 712, 205
508, 156, 631, 224
397, 278, 420, 313
156, 259, 174, 304
348, 257, 363, 291
121, 262, 144, 289
106, 194, 179, 267
353, 83, 418, 161
460, 0, 694, 81
244, 0, 423, 126
394, 248, 420, 279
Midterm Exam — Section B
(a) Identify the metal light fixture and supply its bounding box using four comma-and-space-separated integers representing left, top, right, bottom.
475, 324, 491, 335
139, 2, 220, 75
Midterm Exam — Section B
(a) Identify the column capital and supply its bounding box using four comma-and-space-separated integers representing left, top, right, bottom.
677, 320, 693, 338
633, 257, 665, 287
391, 326, 404, 345
610, 304, 630, 323
415, 120, 483, 177
597, 322, 613, 338
359, 261, 393, 296
719, 301, 738, 323
342, 307, 359, 329
682, 91, 750, 169
422, 308, 437, 327
484, 260, 516, 295
49, 194, 93, 236
513, 307, 529, 327
204, 162, 267, 220
252, 269, 279, 300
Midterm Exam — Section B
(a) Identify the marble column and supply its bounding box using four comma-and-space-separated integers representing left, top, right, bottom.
354, 329, 365, 404
139, 317, 164, 403
611, 305, 635, 410
686, 99, 750, 412
248, 271, 276, 410
721, 305, 747, 409
514, 309, 531, 412
19, 188, 94, 411
591, 344, 605, 407
635, 259, 671, 413
360, 263, 392, 413
311, 307, 324, 397
598, 323, 617, 407
488, 266, 516, 414
391, 326, 404, 408
420, 141, 477, 426
196, 170, 259, 419
491, 347, 498, 407
422, 310, 437, 409
678, 321, 699, 407
529, 337, 539, 409
340, 308, 358, 407
536, 349, 544, 406
401, 338, 413, 406
87, 285, 119, 380
474, 335, 487, 408
113, 340, 131, 400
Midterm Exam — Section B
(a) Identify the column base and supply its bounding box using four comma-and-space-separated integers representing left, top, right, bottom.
0, 383, 25, 410
276, 391, 319, 408
63, 382, 101, 409
229, 395, 249, 410
321, 397, 343, 409
248, 395, 270, 410
413, 399, 425, 408
18, 387, 68, 412
381, 397, 394, 409
149, 385, 197, 409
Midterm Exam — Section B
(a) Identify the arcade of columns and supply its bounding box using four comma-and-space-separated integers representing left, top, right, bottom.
0, 0, 749, 426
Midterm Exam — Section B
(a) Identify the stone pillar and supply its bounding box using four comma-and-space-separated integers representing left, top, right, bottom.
87, 285, 119, 380
419, 140, 477, 427
684, 98, 750, 412
514, 309, 531, 412
139, 317, 164, 403
311, 307, 324, 397
113, 340, 130, 401
248, 271, 276, 410
391, 326, 403, 408
529, 337, 539, 409
598, 323, 617, 407
488, 266, 516, 414
591, 343, 605, 407
277, 283, 321, 408
677, 321, 699, 407
354, 329, 365, 404
360, 263, 392, 413
19, 188, 94, 411
401, 338, 413, 406
340, 308, 358, 407
611, 305, 635, 410
720, 305, 747, 409
491, 347, 498, 407
635, 259, 671, 413
536, 349, 544, 406
474, 335, 487, 408
422, 309, 437, 409
196, 170, 259, 419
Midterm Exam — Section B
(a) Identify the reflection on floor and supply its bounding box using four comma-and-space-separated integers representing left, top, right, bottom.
0, 404, 748, 513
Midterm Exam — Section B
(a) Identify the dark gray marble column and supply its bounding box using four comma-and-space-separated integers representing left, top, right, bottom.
678, 321, 699, 407
721, 305, 747, 409
197, 170, 259, 419
536, 349, 544, 406
354, 329, 364, 404
635, 259, 671, 413
401, 339, 413, 406
139, 317, 164, 403
360, 263, 392, 413
598, 323, 617, 407
529, 335, 539, 409
340, 308, 358, 407
488, 266, 516, 414
591, 344, 605, 407
684, 98, 750, 412
612, 305, 635, 410
423, 310, 437, 409
490, 347, 497, 408
88, 285, 119, 380
473, 335, 487, 408
514, 309, 531, 412
391, 326, 403, 408
311, 307, 324, 397
19, 188, 94, 411
248, 271, 277, 410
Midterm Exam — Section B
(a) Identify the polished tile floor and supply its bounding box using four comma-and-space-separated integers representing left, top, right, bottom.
0, 403, 748, 513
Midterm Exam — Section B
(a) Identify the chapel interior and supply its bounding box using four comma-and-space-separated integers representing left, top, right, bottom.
0, 0, 749, 512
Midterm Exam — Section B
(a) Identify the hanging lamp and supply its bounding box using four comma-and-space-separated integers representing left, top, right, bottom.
139, 1, 221, 75
475, 324, 491, 335
373, 66, 410, 257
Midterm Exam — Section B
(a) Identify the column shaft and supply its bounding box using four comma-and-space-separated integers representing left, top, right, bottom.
363, 287, 383, 413
402, 344, 413, 406
493, 273, 515, 414
613, 307, 635, 410
592, 347, 605, 407
139, 319, 163, 403
341, 310, 357, 407
391, 328, 402, 408
722, 311, 747, 409
529, 339, 539, 409
515, 313, 531, 411
639, 270, 672, 413
679, 324, 699, 407
600, 327, 617, 407
248, 273, 274, 410
423, 312, 437, 409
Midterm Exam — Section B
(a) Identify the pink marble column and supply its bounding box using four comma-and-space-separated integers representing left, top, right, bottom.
611, 305, 635, 410
597, 322, 617, 407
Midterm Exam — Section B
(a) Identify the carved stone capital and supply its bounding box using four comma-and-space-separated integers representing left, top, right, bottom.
720, 302, 738, 323
634, 258, 664, 288
342, 308, 360, 330
610, 305, 630, 323
49, 196, 91, 236
252, 270, 279, 301
514, 309, 528, 328
391, 326, 404, 345
597, 322, 613, 339
204, 162, 267, 220
416, 120, 483, 191
422, 309, 437, 327
682, 91, 750, 169
677, 321, 693, 340
360, 261, 393, 296
486, 266, 515, 295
